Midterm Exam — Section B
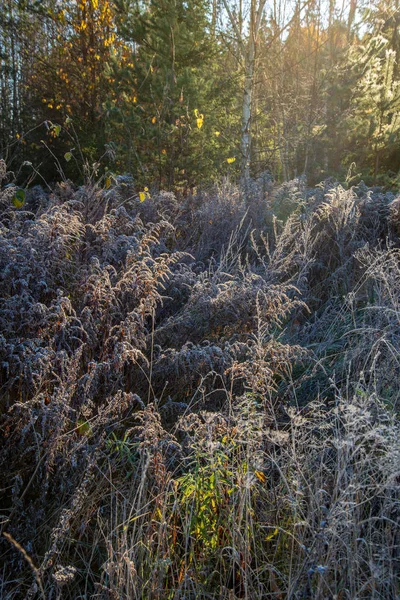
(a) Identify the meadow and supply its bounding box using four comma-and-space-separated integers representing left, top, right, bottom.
0, 164, 399, 599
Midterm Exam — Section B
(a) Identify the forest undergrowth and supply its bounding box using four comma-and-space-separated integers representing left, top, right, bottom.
0, 161, 399, 599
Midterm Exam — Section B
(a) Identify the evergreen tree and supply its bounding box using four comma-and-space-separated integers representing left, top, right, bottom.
111, 0, 237, 188
344, 34, 400, 183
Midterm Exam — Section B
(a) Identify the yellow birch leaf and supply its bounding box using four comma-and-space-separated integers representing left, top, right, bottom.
12, 189, 25, 208
265, 527, 279, 541
254, 470, 266, 483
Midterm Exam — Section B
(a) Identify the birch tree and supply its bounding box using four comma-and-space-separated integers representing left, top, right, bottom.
222, 0, 267, 179
221, 0, 315, 180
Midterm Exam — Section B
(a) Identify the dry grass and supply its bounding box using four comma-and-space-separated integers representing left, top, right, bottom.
0, 165, 399, 599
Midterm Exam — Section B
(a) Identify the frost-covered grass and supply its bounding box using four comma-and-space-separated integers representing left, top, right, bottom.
0, 162, 399, 599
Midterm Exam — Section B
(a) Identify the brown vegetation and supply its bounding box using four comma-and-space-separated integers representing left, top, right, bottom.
0, 164, 399, 599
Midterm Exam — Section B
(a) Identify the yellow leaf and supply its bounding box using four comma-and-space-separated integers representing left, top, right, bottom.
144, 186, 149, 192
265, 527, 279, 541
139, 192, 146, 202
194, 108, 199, 118
254, 470, 266, 483
197, 115, 204, 129
133, 96, 137, 103
161, 149, 167, 155
152, 116, 157, 124
105, 176, 111, 189
227, 157, 236, 164
12, 189, 25, 208
215, 131, 220, 137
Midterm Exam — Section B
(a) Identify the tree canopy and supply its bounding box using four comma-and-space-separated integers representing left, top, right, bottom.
1, 0, 400, 188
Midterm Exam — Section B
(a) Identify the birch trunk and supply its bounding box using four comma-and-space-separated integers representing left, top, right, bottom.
221, 0, 265, 180
241, 41, 255, 180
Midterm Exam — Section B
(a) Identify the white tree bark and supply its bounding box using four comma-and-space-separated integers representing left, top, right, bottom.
222, 0, 266, 180
241, 33, 255, 179
222, 0, 310, 180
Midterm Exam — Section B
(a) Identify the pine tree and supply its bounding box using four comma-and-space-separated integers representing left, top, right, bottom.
345, 34, 400, 183
112, 0, 229, 188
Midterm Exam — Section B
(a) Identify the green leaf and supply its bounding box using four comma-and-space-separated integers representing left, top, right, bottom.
12, 189, 26, 208
77, 419, 91, 436
64, 152, 72, 162
53, 124, 61, 137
